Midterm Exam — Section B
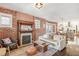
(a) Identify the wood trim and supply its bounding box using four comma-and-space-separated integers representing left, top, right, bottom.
32, 16, 36, 41
17, 20, 34, 25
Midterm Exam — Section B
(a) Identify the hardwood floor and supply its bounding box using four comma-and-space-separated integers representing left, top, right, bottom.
53, 48, 67, 56
9, 44, 79, 56
53, 44, 79, 56
9, 45, 57, 56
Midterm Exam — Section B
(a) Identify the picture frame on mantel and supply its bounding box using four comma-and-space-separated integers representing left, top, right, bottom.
0, 12, 12, 28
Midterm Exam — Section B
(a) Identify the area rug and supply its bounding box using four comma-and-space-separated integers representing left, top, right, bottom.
9, 45, 57, 56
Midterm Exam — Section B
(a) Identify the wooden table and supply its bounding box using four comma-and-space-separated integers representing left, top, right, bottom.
33, 40, 48, 52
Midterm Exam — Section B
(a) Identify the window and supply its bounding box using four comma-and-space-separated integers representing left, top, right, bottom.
46, 22, 56, 33
46, 23, 53, 33
35, 17, 41, 29
0, 13, 12, 27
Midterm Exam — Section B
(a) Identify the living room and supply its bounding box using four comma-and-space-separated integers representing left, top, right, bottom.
0, 3, 79, 56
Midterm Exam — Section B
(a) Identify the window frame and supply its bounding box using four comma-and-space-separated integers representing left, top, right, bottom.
35, 17, 41, 29
0, 12, 12, 28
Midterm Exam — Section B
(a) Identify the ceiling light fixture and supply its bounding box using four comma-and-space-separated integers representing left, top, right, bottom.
34, 3, 44, 9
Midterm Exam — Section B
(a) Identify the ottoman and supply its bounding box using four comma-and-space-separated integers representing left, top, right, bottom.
26, 46, 37, 56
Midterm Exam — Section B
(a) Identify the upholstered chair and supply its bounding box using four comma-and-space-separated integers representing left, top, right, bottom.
0, 38, 18, 54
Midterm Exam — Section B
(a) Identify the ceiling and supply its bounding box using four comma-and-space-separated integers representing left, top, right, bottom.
0, 3, 79, 24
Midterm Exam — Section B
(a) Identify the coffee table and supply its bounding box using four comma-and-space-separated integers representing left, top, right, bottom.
33, 40, 48, 52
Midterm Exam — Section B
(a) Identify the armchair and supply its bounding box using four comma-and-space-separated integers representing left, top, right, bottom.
0, 38, 18, 54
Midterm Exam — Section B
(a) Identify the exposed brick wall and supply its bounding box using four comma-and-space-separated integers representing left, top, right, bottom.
0, 6, 58, 41
0, 7, 34, 40
0, 7, 17, 39
34, 18, 58, 40
34, 18, 46, 40
16, 12, 34, 22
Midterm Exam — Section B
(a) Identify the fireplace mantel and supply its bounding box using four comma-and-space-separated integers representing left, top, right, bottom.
17, 20, 35, 46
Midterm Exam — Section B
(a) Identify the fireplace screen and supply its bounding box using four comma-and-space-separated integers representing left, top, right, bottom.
22, 35, 31, 44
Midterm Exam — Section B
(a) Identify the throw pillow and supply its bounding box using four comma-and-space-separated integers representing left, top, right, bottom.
2, 38, 12, 44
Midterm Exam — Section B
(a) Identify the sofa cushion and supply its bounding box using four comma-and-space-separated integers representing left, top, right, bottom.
2, 38, 12, 44
43, 34, 49, 39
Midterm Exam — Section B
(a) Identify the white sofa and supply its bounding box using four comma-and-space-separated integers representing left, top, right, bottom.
39, 34, 66, 51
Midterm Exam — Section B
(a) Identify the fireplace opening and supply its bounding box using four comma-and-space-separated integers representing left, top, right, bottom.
21, 33, 32, 45
22, 35, 31, 44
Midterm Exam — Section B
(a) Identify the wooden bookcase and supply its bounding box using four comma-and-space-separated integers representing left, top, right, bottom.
17, 20, 35, 46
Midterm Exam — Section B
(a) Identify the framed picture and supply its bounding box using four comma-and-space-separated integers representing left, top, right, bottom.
0, 12, 12, 27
